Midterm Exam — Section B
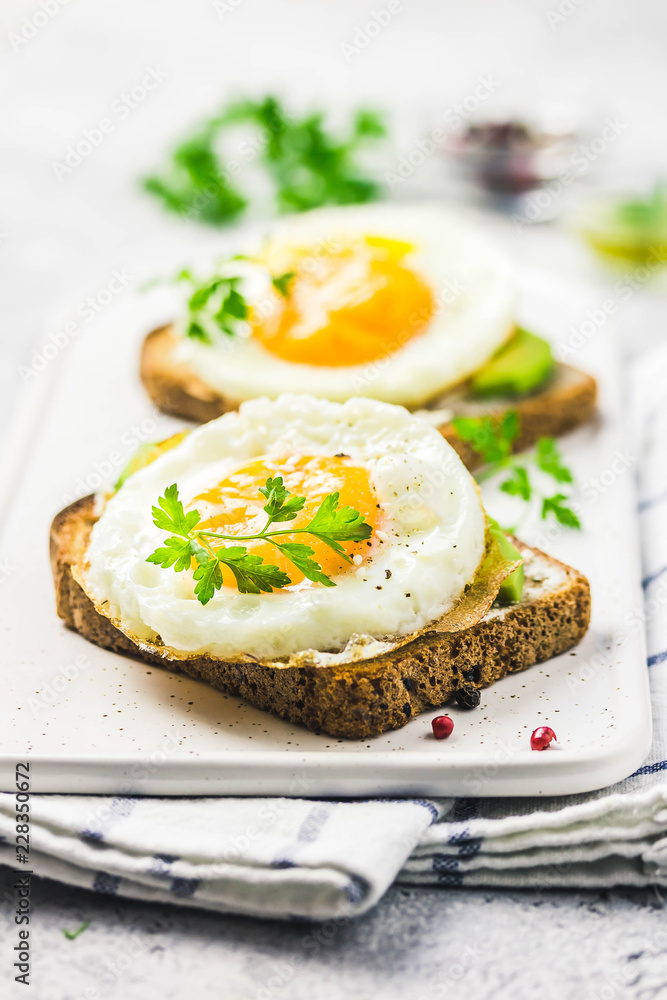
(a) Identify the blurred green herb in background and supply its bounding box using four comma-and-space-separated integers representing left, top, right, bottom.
579, 181, 667, 269
616, 181, 667, 233
143, 96, 386, 226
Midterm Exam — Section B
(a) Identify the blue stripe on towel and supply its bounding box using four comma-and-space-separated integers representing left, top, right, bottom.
432, 854, 460, 871
643, 566, 667, 589
297, 802, 335, 843
149, 854, 180, 877
92, 872, 120, 895
269, 803, 337, 870
436, 871, 464, 886
648, 650, 667, 667
631, 759, 667, 777
170, 878, 199, 898
432, 855, 464, 885
639, 490, 667, 513
453, 837, 483, 858
81, 796, 140, 843
344, 874, 370, 904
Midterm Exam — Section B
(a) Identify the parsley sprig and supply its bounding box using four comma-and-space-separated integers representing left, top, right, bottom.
452, 412, 581, 529
144, 96, 386, 227
146, 478, 372, 604
174, 265, 249, 343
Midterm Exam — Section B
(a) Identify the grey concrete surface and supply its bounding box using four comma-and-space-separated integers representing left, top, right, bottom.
2, 870, 667, 1000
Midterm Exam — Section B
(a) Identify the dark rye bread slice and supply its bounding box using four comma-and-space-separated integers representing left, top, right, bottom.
50, 495, 591, 740
140, 324, 598, 471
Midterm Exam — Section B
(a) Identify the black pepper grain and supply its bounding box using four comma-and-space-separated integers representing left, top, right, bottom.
455, 685, 481, 710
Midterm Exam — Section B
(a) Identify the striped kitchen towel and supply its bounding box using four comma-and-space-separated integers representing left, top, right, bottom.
1, 344, 667, 920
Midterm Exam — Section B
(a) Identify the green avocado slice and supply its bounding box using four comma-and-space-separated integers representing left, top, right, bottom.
470, 327, 554, 398
114, 431, 190, 491
487, 518, 524, 604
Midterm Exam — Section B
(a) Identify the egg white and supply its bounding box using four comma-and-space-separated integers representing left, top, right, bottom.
85, 396, 486, 660
176, 203, 516, 408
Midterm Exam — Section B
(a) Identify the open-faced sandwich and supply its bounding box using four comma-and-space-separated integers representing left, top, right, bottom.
51, 395, 591, 738
141, 204, 597, 470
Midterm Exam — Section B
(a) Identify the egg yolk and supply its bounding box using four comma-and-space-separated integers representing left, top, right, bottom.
190, 455, 381, 589
251, 236, 435, 367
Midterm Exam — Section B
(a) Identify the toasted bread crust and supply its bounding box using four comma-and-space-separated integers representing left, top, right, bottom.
140, 325, 597, 470
50, 495, 591, 739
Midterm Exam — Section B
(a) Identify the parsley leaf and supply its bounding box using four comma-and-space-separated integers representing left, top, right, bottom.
259, 476, 306, 522
536, 437, 573, 484
307, 491, 373, 558
171, 267, 250, 343
500, 466, 532, 501
216, 547, 291, 596
273, 542, 335, 588
452, 413, 519, 465
181, 270, 249, 343
271, 271, 295, 297
63, 921, 90, 941
150, 484, 201, 537
541, 494, 581, 529
187, 320, 210, 342
193, 555, 223, 605
146, 536, 194, 573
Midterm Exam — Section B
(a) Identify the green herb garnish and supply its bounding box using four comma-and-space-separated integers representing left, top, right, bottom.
175, 266, 249, 343
616, 182, 667, 233
143, 96, 386, 226
146, 478, 372, 604
271, 271, 295, 297
63, 921, 90, 941
452, 412, 580, 530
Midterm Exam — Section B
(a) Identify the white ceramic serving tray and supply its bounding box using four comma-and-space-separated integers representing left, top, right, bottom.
0, 266, 651, 796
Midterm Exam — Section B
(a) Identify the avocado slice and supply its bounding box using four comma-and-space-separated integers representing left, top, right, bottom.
488, 518, 524, 604
114, 431, 190, 491
470, 328, 554, 398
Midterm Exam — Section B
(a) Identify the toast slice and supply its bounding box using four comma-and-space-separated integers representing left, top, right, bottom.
50, 495, 591, 739
140, 324, 597, 470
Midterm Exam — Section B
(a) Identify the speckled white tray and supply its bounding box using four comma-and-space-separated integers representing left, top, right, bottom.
0, 267, 651, 796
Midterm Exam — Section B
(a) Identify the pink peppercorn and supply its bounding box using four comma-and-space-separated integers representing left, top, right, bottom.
432, 715, 454, 740
530, 726, 557, 751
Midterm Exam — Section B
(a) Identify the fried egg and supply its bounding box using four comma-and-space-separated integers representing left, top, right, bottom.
85, 396, 486, 659
175, 203, 516, 408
